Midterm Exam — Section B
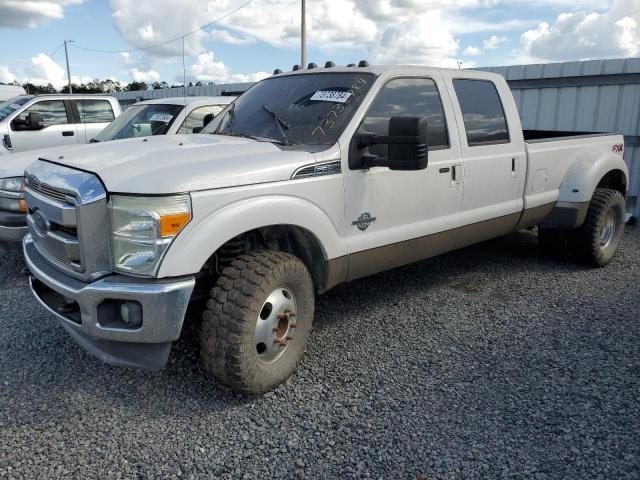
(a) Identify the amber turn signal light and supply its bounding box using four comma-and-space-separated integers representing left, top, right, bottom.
159, 212, 191, 237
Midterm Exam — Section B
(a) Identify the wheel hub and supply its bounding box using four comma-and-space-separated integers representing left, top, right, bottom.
254, 287, 297, 363
599, 208, 617, 249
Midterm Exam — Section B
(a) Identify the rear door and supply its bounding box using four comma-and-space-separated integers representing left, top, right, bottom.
8, 99, 78, 153
443, 74, 525, 229
72, 99, 116, 143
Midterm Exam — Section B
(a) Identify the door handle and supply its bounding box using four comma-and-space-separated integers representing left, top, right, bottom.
62, 131, 74, 137
439, 167, 450, 173
511, 157, 518, 178
450, 164, 461, 188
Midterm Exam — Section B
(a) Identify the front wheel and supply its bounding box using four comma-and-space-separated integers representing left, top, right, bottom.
571, 188, 626, 267
200, 251, 315, 394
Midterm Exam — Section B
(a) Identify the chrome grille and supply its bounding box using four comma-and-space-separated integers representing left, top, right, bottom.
25, 175, 71, 204
24, 160, 110, 282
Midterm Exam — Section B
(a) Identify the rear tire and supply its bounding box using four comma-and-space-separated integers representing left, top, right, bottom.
200, 251, 315, 394
571, 188, 625, 267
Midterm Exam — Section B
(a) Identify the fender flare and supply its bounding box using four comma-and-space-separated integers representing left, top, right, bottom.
557, 152, 628, 204
158, 194, 345, 277
541, 152, 628, 229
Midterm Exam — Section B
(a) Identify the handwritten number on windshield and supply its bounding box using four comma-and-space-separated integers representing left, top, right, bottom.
311, 77, 368, 137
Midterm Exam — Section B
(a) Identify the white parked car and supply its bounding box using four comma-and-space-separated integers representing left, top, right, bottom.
0, 96, 234, 247
21, 64, 628, 394
92, 96, 233, 142
0, 94, 122, 155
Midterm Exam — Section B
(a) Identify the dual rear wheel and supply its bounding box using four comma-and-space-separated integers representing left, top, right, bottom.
539, 188, 626, 267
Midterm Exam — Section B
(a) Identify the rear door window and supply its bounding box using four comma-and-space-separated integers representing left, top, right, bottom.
453, 79, 509, 146
75, 99, 115, 124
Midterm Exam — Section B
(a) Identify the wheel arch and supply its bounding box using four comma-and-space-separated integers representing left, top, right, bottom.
157, 195, 347, 289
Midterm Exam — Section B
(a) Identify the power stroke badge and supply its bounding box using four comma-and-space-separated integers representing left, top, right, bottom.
352, 212, 376, 231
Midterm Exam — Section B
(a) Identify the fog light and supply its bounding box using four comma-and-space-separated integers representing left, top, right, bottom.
120, 301, 142, 327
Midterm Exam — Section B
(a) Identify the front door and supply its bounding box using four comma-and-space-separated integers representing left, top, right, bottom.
9, 99, 78, 153
342, 74, 464, 280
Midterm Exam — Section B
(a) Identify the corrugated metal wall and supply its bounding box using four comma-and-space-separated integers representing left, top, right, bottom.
478, 58, 640, 216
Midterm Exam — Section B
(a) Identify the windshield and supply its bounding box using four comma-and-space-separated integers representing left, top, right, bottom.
93, 103, 184, 141
0, 96, 33, 122
204, 72, 376, 145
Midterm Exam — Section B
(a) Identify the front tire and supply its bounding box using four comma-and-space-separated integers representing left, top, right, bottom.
571, 188, 626, 267
200, 251, 315, 394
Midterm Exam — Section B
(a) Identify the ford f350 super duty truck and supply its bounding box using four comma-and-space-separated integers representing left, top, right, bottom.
22, 64, 628, 394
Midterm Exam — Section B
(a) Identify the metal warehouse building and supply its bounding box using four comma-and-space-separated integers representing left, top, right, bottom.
112, 57, 640, 217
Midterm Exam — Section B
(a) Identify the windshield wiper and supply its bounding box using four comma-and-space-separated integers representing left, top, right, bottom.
262, 104, 290, 146
89, 138, 100, 143
214, 102, 236, 133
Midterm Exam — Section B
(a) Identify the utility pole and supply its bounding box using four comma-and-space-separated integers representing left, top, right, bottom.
64, 40, 73, 94
301, 0, 306, 68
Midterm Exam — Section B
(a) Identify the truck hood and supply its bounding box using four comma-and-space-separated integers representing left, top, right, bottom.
38, 134, 315, 194
0, 146, 62, 179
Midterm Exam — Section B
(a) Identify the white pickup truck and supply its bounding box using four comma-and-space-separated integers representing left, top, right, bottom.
0, 94, 122, 155
22, 64, 628, 394
0, 96, 233, 247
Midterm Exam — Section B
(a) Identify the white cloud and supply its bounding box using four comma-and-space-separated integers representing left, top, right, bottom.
24, 53, 67, 89
129, 68, 160, 83
369, 10, 460, 68
0, 66, 16, 84
0, 0, 83, 28
71, 75, 93, 85
108, 0, 495, 69
188, 51, 270, 83
120, 52, 132, 64
463, 46, 482, 56
483, 35, 507, 49
209, 29, 256, 45
520, 0, 640, 62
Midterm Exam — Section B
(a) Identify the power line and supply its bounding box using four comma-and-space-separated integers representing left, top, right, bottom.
21, 42, 65, 73
71, 0, 254, 54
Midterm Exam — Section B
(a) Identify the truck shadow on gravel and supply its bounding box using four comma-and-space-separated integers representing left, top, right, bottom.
1, 226, 636, 421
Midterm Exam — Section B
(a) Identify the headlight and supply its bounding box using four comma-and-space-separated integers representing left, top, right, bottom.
0, 176, 26, 213
0, 177, 24, 193
109, 194, 191, 277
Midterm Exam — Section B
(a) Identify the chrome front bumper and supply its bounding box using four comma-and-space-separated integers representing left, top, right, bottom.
24, 234, 195, 370
0, 211, 27, 247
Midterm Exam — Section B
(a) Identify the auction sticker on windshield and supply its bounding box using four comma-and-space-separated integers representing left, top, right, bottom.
149, 113, 174, 122
310, 91, 352, 103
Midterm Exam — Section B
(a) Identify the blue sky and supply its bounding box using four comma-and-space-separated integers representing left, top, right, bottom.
0, 0, 636, 89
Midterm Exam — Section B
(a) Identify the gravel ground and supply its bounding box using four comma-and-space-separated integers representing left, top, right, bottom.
0, 227, 639, 479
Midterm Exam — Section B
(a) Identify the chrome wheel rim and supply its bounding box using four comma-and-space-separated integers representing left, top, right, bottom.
254, 287, 297, 364
599, 208, 617, 249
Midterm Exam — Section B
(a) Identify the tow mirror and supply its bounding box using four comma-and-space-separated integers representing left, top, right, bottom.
350, 116, 429, 170
26, 112, 44, 130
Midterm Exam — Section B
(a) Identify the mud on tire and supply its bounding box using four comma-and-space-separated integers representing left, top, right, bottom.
200, 250, 315, 394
